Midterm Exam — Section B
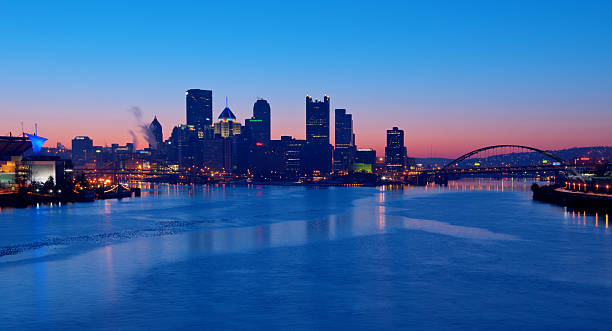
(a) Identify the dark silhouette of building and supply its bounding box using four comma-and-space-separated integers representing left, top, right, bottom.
71, 136, 93, 165
167, 125, 198, 166
252, 99, 271, 145
304, 94, 332, 174
333, 109, 355, 173
186, 89, 213, 138
202, 137, 233, 171
385, 127, 406, 173
239, 99, 272, 175
280, 136, 305, 178
306, 94, 330, 144
149, 116, 163, 149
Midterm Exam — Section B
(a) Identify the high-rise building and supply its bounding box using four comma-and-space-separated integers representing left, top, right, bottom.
252, 99, 271, 145
333, 109, 355, 173
385, 127, 406, 173
306, 94, 330, 144
186, 89, 213, 138
304, 94, 332, 174
71, 136, 93, 165
149, 116, 163, 149
213, 103, 242, 138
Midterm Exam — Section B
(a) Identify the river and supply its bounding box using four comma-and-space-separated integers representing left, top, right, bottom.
1, 180, 611, 329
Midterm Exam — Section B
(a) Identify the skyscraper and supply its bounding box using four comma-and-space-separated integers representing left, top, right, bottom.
186, 89, 213, 138
306, 94, 330, 144
213, 102, 241, 138
304, 94, 332, 174
385, 127, 406, 173
149, 116, 163, 149
333, 109, 355, 173
252, 99, 271, 145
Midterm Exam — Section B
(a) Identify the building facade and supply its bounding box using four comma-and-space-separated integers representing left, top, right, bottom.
333, 109, 355, 173
304, 94, 332, 174
71, 136, 93, 166
149, 116, 163, 149
385, 127, 406, 173
252, 99, 271, 145
186, 89, 213, 138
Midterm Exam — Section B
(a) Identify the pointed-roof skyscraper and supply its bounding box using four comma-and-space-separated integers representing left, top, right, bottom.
149, 116, 163, 149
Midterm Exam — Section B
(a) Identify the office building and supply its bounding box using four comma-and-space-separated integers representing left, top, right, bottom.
306, 94, 330, 144
149, 116, 163, 149
354, 149, 377, 173
252, 99, 271, 145
304, 94, 332, 174
385, 127, 406, 173
214, 104, 242, 138
333, 109, 355, 173
186, 89, 213, 138
71, 136, 93, 165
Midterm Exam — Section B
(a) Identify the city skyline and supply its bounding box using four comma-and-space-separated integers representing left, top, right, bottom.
2, 1, 612, 157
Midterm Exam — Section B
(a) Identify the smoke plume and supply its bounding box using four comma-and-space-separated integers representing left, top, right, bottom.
128, 106, 157, 149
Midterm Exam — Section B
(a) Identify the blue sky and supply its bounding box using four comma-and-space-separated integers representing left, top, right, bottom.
1, 0, 611, 156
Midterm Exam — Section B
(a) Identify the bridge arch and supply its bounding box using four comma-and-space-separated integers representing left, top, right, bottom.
443, 145, 566, 169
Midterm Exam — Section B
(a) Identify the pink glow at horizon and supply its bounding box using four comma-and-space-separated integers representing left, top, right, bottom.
4, 102, 609, 159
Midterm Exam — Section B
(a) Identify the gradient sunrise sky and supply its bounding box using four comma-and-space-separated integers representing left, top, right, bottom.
1, 1, 611, 157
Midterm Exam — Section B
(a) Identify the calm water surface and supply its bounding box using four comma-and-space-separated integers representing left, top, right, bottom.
1, 180, 611, 330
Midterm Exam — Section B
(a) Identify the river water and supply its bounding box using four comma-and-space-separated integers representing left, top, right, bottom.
1, 180, 611, 330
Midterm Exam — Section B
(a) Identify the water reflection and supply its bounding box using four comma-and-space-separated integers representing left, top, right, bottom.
168, 208, 520, 258
565, 208, 610, 229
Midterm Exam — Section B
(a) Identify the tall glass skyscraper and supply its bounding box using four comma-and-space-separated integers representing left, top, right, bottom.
385, 127, 406, 173
333, 109, 355, 173
252, 99, 271, 145
186, 89, 212, 137
304, 94, 332, 174
306, 94, 330, 144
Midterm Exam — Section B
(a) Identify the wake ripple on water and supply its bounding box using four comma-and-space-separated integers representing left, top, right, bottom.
0, 219, 214, 258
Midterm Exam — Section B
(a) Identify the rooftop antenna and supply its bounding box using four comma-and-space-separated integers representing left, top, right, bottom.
226, 96, 228, 108
35, 123, 38, 136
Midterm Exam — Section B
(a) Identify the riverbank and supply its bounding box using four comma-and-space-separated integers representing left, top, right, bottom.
0, 186, 141, 209
531, 184, 612, 212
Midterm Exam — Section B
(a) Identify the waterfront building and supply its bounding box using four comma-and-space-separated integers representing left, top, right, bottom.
22, 156, 73, 187
333, 109, 355, 173
385, 127, 406, 173
71, 136, 93, 166
186, 89, 213, 138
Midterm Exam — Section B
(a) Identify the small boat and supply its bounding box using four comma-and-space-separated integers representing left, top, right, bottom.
98, 184, 133, 200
